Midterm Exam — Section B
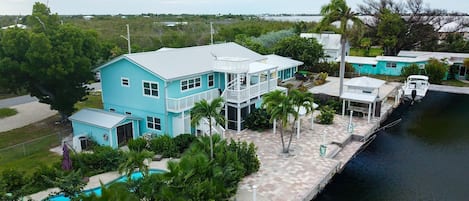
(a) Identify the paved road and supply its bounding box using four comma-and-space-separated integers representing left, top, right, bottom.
86, 82, 102, 92
0, 95, 38, 108
429, 84, 469, 95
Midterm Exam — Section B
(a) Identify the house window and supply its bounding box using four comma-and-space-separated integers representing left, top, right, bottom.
125, 112, 131, 115
372, 65, 377, 67
147, 116, 161, 130
121, 77, 130, 87
419, 64, 425, 69
181, 77, 201, 91
110, 108, 115, 112
143, 81, 159, 97
208, 74, 214, 87
386, 62, 397, 68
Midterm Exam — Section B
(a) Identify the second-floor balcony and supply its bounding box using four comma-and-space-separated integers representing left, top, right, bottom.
223, 78, 277, 103
167, 88, 220, 113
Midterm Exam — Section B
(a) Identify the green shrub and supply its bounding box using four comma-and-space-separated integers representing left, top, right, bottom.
426, 59, 448, 84
245, 108, 272, 131
71, 146, 124, 176
173, 134, 196, 154
401, 63, 421, 78
228, 139, 260, 176
25, 165, 59, 193
316, 105, 335, 124
314, 72, 328, 85
0, 169, 26, 196
128, 138, 148, 152
325, 99, 342, 114
149, 135, 178, 158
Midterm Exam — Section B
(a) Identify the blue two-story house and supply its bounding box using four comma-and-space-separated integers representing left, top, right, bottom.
69, 42, 290, 149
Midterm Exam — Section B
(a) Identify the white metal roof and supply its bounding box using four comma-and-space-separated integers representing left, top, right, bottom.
98, 42, 266, 81
340, 92, 377, 103
248, 62, 277, 74
69, 108, 133, 129
340, 56, 378, 65
344, 76, 385, 89
300, 33, 342, 50
398, 50, 469, 64
265, 54, 303, 71
376, 56, 427, 63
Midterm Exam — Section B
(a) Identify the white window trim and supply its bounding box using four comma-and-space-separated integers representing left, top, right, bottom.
386, 62, 397, 68
121, 77, 130, 87
146, 116, 161, 130
208, 73, 214, 88
180, 76, 202, 92
142, 80, 160, 99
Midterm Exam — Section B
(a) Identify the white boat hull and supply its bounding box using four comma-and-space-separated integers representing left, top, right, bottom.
401, 75, 429, 102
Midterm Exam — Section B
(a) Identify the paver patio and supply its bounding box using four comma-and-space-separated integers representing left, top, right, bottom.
230, 99, 397, 201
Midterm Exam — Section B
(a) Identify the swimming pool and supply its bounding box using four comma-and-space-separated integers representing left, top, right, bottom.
49, 169, 164, 201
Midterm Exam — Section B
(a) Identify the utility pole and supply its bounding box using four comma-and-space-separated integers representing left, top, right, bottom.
120, 24, 131, 54
210, 22, 214, 45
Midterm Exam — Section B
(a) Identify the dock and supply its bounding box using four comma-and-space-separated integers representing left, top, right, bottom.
229, 77, 401, 201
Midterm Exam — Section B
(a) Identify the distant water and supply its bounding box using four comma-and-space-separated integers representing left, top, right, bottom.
314, 91, 469, 201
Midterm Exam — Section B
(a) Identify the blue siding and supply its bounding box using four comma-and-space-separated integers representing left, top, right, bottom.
351, 60, 427, 76
167, 73, 221, 99
101, 59, 166, 116
71, 121, 113, 148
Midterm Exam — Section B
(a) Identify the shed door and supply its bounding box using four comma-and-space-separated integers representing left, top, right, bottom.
117, 122, 133, 146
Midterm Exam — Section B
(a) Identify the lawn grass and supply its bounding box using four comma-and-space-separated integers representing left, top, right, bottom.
75, 92, 103, 111
0, 94, 103, 174
441, 79, 469, 87
361, 74, 405, 82
350, 47, 383, 57
0, 108, 18, 119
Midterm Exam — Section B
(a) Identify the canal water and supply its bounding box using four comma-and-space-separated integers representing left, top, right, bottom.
315, 91, 469, 201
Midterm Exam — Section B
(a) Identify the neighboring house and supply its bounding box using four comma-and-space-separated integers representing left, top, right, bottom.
300, 33, 350, 62
265, 54, 303, 82
342, 51, 469, 79
69, 42, 288, 149
1, 23, 27, 30
438, 21, 469, 42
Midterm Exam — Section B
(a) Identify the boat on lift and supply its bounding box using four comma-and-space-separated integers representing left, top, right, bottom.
402, 75, 429, 103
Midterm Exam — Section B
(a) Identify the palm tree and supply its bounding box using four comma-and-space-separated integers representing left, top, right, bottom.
289, 89, 315, 145
262, 90, 296, 153
118, 150, 154, 179
319, 0, 363, 96
190, 97, 225, 160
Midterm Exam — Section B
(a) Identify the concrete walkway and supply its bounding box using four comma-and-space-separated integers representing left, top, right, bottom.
429, 84, 469, 94
0, 101, 57, 133
26, 158, 173, 201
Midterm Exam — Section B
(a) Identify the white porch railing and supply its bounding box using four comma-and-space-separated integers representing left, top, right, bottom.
223, 78, 277, 102
167, 89, 220, 113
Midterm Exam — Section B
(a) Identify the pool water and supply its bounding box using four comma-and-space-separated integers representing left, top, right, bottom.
49, 169, 164, 201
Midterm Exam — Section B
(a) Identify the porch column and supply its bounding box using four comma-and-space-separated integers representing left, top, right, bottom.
181, 111, 185, 135
368, 103, 372, 123
296, 118, 300, 139
225, 104, 228, 129
267, 70, 271, 92
273, 118, 276, 134
373, 101, 376, 119
237, 103, 241, 133
342, 99, 346, 116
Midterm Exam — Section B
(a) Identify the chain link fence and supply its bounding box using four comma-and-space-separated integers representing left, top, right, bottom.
0, 129, 71, 165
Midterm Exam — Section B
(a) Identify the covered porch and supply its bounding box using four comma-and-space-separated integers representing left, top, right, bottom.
340, 77, 385, 123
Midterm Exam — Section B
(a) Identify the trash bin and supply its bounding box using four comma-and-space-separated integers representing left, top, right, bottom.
79, 136, 88, 150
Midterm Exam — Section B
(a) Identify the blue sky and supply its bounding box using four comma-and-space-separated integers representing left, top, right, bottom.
1, 0, 468, 15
